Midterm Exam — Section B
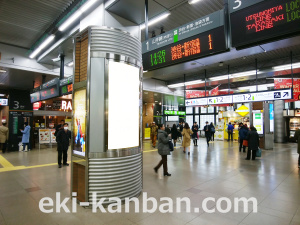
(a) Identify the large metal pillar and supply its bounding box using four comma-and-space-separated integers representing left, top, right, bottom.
274, 100, 285, 143
71, 27, 143, 204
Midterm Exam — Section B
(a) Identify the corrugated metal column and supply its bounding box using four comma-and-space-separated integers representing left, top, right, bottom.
274, 100, 285, 143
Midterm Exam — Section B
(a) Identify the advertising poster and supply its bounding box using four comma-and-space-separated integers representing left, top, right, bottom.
73, 89, 86, 157
39, 129, 51, 143
253, 113, 263, 135
274, 78, 300, 102
269, 104, 274, 133
50, 129, 56, 143
144, 128, 151, 140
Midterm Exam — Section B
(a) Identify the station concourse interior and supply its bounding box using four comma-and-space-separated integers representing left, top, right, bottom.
0, 0, 300, 225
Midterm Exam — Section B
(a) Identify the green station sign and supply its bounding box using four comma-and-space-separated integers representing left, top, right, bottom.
164, 110, 186, 116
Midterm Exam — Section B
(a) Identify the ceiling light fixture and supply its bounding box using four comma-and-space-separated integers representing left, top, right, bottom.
140, 12, 171, 30
231, 70, 258, 78
67, 61, 74, 67
273, 62, 300, 71
0, 70, 7, 73
210, 75, 231, 81
29, 35, 55, 59
238, 83, 274, 90
58, 0, 98, 31
168, 80, 204, 88
188, 0, 202, 4
52, 57, 61, 62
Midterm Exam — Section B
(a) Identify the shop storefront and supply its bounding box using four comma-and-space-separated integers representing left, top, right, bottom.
30, 76, 73, 148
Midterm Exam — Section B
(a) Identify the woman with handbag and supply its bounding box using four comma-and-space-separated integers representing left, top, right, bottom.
245, 126, 259, 160
182, 123, 193, 155
154, 124, 171, 176
239, 124, 248, 152
171, 124, 178, 147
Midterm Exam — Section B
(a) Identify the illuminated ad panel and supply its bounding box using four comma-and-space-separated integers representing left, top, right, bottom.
230, 0, 300, 48
73, 89, 86, 157
142, 10, 227, 71
108, 61, 140, 150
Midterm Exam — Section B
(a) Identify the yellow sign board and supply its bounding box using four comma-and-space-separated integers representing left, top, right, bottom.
236, 105, 249, 117
145, 128, 151, 139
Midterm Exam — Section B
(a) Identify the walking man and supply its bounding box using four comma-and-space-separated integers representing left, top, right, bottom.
227, 122, 234, 141
204, 121, 211, 146
56, 123, 71, 168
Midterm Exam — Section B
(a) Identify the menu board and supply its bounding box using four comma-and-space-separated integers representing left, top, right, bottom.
39, 129, 51, 144
230, 0, 300, 48
73, 89, 86, 157
50, 129, 56, 143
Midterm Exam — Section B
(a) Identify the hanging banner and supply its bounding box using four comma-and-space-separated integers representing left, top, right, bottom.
210, 86, 219, 96
274, 78, 300, 102
186, 90, 209, 99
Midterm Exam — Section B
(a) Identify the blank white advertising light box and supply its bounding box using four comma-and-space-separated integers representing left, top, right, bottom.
108, 61, 140, 150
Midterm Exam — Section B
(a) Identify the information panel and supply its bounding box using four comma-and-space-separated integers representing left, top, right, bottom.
30, 92, 40, 103
60, 84, 73, 95
185, 89, 292, 106
164, 110, 186, 116
143, 26, 227, 71
230, 0, 300, 48
40, 85, 59, 101
253, 113, 264, 135
232, 89, 292, 103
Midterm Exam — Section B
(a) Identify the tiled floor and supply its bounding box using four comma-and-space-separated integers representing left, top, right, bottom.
0, 139, 299, 225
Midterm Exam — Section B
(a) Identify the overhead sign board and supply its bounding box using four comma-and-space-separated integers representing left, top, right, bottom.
142, 10, 227, 71
185, 89, 292, 106
0, 98, 8, 106
164, 110, 186, 116
60, 76, 73, 86
230, 0, 300, 48
207, 95, 233, 105
232, 89, 292, 103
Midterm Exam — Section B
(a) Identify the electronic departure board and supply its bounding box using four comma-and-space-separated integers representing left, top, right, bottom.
143, 26, 226, 70
30, 92, 40, 103
230, 0, 300, 48
40, 85, 59, 101
60, 84, 73, 95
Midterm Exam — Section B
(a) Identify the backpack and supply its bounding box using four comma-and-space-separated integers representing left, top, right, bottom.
211, 127, 215, 132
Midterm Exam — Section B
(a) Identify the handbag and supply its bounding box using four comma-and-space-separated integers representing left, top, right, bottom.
256, 147, 262, 157
243, 140, 248, 147
169, 140, 174, 151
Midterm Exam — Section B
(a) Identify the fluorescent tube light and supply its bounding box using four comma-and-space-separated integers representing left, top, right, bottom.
58, 0, 98, 31
185, 80, 204, 85
238, 83, 274, 90
168, 80, 204, 88
273, 62, 300, 71
67, 61, 74, 67
188, 0, 202, 4
140, 12, 171, 30
231, 70, 258, 78
52, 57, 60, 62
210, 75, 231, 81
29, 35, 55, 59
0, 70, 6, 73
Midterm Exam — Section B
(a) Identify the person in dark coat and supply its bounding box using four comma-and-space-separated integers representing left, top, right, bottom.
227, 122, 234, 141
245, 126, 259, 160
165, 125, 171, 135
171, 124, 178, 147
192, 122, 199, 146
55, 120, 65, 136
210, 122, 215, 141
204, 121, 211, 146
154, 124, 171, 176
239, 124, 248, 153
56, 123, 71, 168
